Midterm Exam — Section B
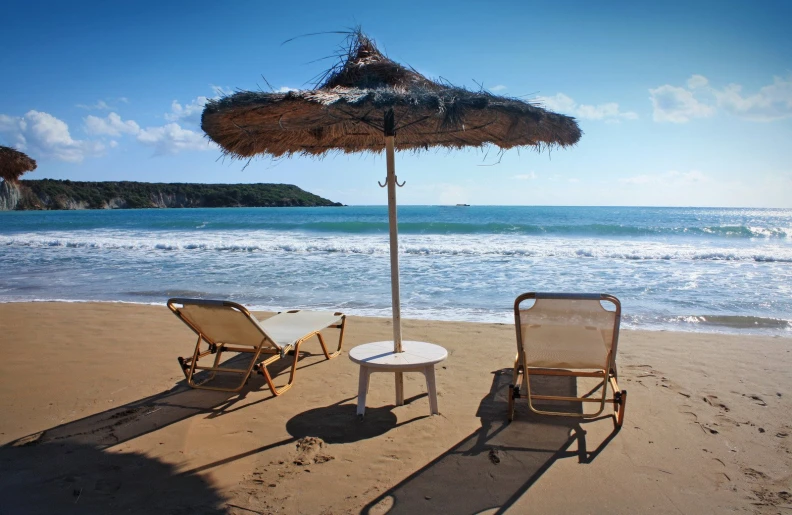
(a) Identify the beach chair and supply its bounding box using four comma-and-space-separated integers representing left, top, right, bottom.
508, 292, 627, 428
167, 298, 346, 395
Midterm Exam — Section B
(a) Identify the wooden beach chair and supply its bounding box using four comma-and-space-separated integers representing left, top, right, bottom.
167, 298, 346, 395
508, 292, 627, 428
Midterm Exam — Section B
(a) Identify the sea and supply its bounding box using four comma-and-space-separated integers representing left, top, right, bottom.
1, 206, 790, 336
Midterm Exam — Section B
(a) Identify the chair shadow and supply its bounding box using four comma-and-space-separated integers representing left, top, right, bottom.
0, 350, 329, 513
361, 369, 621, 515
4, 350, 318, 450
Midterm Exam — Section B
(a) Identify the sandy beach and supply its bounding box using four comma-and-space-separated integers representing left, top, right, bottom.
0, 301, 789, 514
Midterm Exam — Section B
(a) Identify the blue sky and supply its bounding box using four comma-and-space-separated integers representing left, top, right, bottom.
1, 0, 790, 207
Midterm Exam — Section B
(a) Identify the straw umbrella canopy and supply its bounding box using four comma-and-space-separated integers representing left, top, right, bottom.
0, 145, 37, 183
202, 32, 581, 353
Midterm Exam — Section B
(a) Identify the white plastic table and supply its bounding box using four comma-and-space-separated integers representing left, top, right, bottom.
348, 340, 448, 416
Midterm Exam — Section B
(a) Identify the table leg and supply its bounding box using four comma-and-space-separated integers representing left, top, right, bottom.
357, 366, 370, 416
425, 365, 438, 415
395, 371, 404, 406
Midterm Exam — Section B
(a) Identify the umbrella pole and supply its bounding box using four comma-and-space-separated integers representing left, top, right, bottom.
384, 110, 403, 354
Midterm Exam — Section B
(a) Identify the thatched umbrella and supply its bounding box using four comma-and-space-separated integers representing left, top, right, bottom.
202, 32, 581, 354
0, 145, 37, 183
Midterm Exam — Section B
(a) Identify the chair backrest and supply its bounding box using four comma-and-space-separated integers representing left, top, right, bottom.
167, 298, 276, 350
514, 292, 621, 371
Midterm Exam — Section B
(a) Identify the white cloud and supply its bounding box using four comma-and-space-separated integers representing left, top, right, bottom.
77, 100, 112, 110
650, 75, 792, 123
136, 123, 213, 155
649, 84, 715, 123
538, 93, 638, 121
0, 115, 18, 136
164, 86, 233, 126
277, 86, 298, 93
713, 76, 792, 121
687, 75, 709, 89
76, 98, 129, 110
0, 110, 104, 163
84, 112, 140, 137
513, 172, 537, 180
165, 96, 209, 125
3, 88, 224, 160
82, 87, 228, 155
489, 85, 507, 92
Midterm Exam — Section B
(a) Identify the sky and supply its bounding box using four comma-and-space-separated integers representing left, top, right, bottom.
1, 0, 791, 207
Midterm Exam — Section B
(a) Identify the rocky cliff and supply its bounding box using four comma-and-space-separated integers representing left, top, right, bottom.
0, 180, 343, 210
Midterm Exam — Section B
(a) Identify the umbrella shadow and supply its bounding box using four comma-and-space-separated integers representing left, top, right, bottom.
361, 369, 621, 515
0, 440, 225, 514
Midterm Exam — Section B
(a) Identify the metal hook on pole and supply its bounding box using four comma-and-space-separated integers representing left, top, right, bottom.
377, 176, 406, 188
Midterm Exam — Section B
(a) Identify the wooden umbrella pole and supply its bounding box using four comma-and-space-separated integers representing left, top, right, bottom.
384, 110, 403, 353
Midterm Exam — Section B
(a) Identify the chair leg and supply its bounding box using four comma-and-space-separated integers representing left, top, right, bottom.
512, 353, 521, 384
615, 390, 627, 428
316, 332, 340, 360
257, 342, 302, 397
182, 334, 218, 387
313, 316, 346, 360
257, 362, 293, 396
507, 384, 515, 422
334, 315, 346, 355
182, 334, 204, 383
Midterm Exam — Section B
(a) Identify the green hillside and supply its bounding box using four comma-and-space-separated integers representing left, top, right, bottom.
8, 179, 343, 210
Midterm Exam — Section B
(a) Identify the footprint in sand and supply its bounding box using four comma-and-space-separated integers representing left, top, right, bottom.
742, 467, 769, 480
703, 395, 730, 412
743, 394, 767, 407
752, 488, 791, 508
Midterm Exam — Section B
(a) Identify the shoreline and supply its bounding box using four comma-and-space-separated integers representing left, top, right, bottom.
1, 301, 790, 513
1, 298, 789, 338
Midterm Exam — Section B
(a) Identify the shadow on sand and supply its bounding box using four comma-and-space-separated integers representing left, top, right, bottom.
361, 369, 621, 515
0, 351, 328, 513
3, 351, 319, 450
287, 394, 428, 443
0, 441, 226, 514
171, 394, 422, 479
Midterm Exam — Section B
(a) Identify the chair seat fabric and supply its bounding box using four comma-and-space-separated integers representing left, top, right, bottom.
522, 324, 609, 369
258, 311, 343, 349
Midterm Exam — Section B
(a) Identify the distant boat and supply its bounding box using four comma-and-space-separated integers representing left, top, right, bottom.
455, 203, 471, 207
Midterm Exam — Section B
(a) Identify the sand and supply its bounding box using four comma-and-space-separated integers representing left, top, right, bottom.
0, 302, 789, 514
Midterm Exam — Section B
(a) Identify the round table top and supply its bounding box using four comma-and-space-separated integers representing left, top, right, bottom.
348, 340, 448, 369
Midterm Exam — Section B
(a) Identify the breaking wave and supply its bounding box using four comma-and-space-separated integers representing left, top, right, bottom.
2, 231, 791, 263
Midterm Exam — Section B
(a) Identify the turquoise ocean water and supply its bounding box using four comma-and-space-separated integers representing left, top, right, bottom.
1, 205, 790, 335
